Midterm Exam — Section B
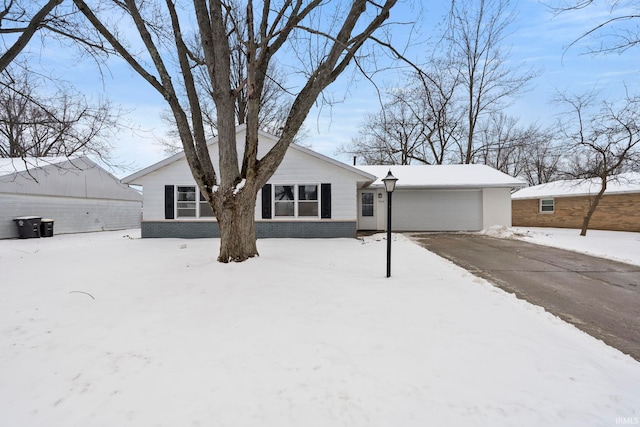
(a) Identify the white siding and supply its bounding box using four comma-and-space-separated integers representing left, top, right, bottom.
0, 193, 141, 238
482, 187, 512, 229
364, 187, 513, 232
265, 146, 360, 221
135, 160, 197, 221
135, 130, 364, 222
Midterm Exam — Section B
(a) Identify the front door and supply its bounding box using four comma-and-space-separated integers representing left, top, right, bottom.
358, 191, 377, 230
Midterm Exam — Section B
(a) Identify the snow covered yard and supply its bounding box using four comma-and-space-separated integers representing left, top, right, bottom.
0, 229, 639, 426
508, 227, 640, 267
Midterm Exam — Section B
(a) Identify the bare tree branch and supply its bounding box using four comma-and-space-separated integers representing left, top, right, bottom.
554, 89, 640, 234
72, 0, 401, 262
0, 0, 63, 72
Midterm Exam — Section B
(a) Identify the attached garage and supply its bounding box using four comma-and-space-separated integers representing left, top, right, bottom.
356, 165, 524, 232
393, 189, 482, 231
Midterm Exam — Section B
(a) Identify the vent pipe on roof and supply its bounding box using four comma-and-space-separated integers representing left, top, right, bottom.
353, 156, 357, 166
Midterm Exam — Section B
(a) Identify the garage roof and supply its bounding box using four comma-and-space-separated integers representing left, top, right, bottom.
357, 164, 525, 189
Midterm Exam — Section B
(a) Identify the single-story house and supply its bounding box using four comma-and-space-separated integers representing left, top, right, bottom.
122, 126, 376, 238
0, 156, 143, 239
512, 173, 640, 232
122, 125, 525, 238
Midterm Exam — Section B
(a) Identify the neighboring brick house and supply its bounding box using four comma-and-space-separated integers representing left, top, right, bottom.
512, 173, 640, 232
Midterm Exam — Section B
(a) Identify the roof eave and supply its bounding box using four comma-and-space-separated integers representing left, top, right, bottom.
121, 149, 189, 184
122, 125, 377, 184
513, 189, 640, 200
368, 183, 525, 189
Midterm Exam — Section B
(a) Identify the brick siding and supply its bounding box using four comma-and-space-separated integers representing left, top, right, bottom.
512, 193, 640, 232
141, 220, 357, 239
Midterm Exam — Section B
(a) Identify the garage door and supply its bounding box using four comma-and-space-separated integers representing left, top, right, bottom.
392, 189, 482, 231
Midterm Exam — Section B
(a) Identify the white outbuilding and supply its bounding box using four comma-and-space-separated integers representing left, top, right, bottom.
0, 156, 142, 239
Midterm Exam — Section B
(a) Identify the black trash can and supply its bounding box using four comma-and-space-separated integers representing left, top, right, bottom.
14, 216, 42, 239
40, 219, 54, 237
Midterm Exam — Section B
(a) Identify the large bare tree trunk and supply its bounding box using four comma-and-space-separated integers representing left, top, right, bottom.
215, 189, 258, 262
74, 0, 398, 262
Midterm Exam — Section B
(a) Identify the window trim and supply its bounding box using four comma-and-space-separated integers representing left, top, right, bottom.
175, 185, 216, 219
176, 185, 197, 218
539, 198, 554, 214
274, 184, 296, 217
272, 183, 320, 218
297, 184, 319, 217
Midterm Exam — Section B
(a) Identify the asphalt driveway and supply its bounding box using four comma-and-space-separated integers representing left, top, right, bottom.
409, 233, 640, 361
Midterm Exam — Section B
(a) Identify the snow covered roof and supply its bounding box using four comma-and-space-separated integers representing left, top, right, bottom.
0, 156, 142, 201
512, 173, 640, 199
0, 157, 73, 177
356, 164, 526, 189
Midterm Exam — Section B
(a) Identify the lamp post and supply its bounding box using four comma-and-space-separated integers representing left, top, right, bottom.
382, 170, 398, 278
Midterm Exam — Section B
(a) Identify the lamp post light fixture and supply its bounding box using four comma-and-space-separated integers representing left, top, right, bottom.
382, 170, 398, 278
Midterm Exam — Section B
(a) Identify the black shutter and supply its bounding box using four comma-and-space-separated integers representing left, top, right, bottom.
164, 185, 175, 219
262, 184, 272, 219
321, 183, 331, 219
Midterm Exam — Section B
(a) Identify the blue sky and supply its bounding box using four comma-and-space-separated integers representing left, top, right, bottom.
18, 0, 640, 176
300, 0, 640, 162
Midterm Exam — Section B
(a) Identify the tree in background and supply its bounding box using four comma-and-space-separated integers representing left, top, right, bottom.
519, 136, 563, 186
0, 1, 122, 168
408, 59, 463, 165
340, 91, 431, 165
555, 90, 640, 235
475, 111, 559, 184
72, 0, 399, 262
339, 54, 464, 166
554, 0, 640, 55
445, 0, 537, 164
341, 0, 537, 168
475, 112, 527, 177
0, 66, 120, 162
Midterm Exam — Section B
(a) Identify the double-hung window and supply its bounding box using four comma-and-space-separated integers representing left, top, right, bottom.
275, 185, 295, 216
540, 198, 554, 213
298, 185, 319, 216
274, 184, 319, 217
176, 186, 215, 218
177, 186, 196, 217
